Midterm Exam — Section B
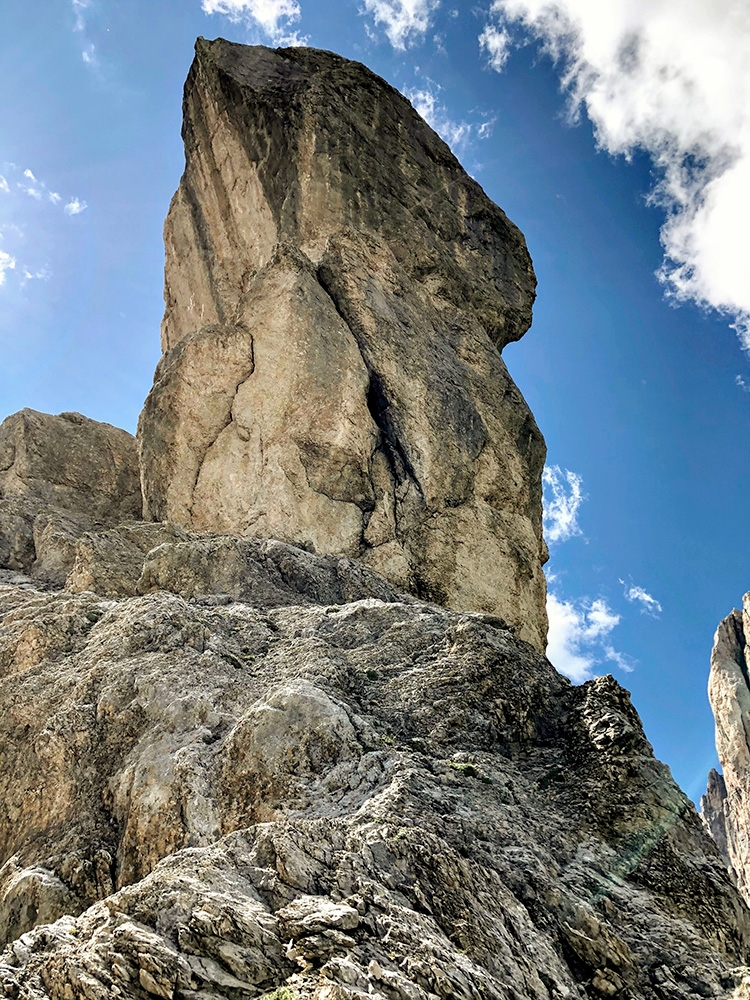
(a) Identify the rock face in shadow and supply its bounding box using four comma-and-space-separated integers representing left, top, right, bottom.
2, 574, 749, 998
137, 39, 548, 650
704, 595, 750, 903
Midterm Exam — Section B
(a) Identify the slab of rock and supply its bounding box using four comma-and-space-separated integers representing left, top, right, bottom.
0, 578, 748, 995
138, 534, 398, 607
0, 409, 141, 523
0, 409, 143, 585
65, 521, 189, 597
138, 39, 548, 650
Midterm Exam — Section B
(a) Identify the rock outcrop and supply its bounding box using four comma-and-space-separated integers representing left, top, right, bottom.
138, 39, 548, 651
2, 571, 750, 998
703, 596, 750, 903
0, 409, 142, 587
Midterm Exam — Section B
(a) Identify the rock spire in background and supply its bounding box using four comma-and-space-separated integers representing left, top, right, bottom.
138, 38, 548, 649
703, 595, 750, 902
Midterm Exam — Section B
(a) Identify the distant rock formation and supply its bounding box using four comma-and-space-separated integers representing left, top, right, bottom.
138, 38, 548, 650
703, 596, 750, 902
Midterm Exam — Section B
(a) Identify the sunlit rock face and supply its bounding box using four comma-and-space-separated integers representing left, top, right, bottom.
704, 596, 750, 901
137, 38, 548, 650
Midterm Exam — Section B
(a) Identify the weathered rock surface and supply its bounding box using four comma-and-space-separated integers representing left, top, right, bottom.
0, 410, 141, 524
0, 410, 143, 586
704, 596, 750, 904
138, 39, 548, 650
2, 573, 749, 998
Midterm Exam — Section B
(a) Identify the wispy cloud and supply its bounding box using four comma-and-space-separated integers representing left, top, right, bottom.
71, 0, 91, 32
546, 592, 631, 683
542, 464, 585, 544
0, 250, 16, 287
479, 23, 512, 71
404, 82, 495, 156
64, 197, 87, 216
736, 374, 750, 393
5, 164, 87, 216
362, 0, 440, 50
71, 0, 98, 67
482, 0, 750, 349
621, 581, 663, 617
201, 0, 306, 45
0, 164, 87, 291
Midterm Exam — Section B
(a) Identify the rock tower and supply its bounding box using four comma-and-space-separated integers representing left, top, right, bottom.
137, 38, 548, 650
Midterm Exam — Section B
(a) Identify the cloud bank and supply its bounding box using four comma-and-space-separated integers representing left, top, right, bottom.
483, 0, 750, 347
201, 0, 305, 44
362, 0, 439, 49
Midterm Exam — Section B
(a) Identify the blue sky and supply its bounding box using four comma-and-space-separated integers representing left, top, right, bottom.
2, 0, 749, 803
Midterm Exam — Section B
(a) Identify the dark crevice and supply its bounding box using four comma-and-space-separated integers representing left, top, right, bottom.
316, 264, 424, 504
365, 372, 423, 498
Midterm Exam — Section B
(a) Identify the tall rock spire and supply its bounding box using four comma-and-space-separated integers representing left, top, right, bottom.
137, 38, 548, 649
704, 597, 750, 900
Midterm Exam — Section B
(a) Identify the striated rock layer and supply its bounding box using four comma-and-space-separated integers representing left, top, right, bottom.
704, 595, 750, 904
2, 569, 750, 998
138, 39, 548, 650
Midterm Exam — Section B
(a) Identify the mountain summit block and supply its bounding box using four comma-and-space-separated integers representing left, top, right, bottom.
138, 38, 548, 649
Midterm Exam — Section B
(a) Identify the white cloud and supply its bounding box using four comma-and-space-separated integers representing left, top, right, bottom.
479, 23, 512, 70
1, 164, 87, 218
362, 0, 439, 50
0, 250, 16, 286
546, 592, 629, 682
81, 42, 98, 66
71, 0, 92, 32
21, 267, 51, 282
405, 82, 494, 156
542, 464, 585, 544
737, 374, 750, 393
483, 0, 750, 348
201, 0, 305, 45
622, 581, 663, 617
64, 198, 88, 216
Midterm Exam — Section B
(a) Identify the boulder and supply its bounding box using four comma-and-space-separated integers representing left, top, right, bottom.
0, 409, 143, 585
138, 39, 548, 650
0, 409, 141, 523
